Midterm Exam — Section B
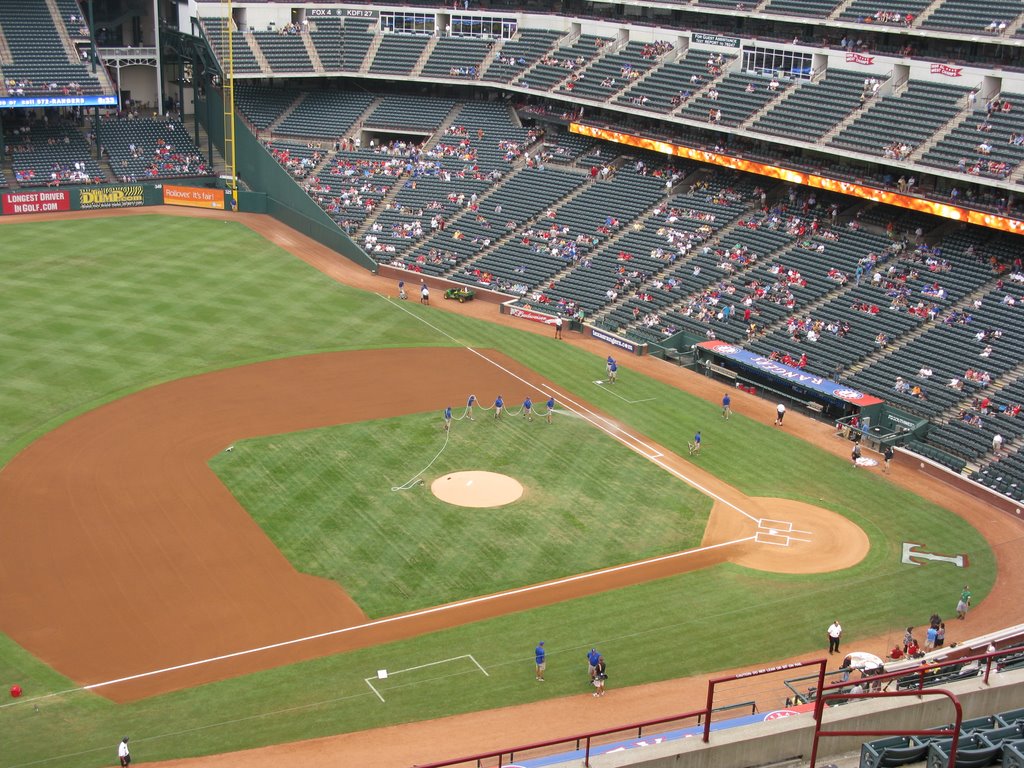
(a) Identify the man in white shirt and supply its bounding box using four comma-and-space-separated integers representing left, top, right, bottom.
118, 737, 131, 766
775, 402, 786, 426
827, 620, 843, 654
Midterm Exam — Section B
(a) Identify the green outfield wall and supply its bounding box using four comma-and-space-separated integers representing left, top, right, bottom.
195, 83, 377, 272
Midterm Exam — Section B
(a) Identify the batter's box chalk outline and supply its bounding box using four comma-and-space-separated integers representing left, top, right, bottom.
364, 654, 489, 703
758, 519, 793, 533
754, 531, 793, 547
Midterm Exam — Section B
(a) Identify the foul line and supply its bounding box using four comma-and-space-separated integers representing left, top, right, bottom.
379, 296, 763, 526
2, 535, 753, 705
2, 297, 774, 706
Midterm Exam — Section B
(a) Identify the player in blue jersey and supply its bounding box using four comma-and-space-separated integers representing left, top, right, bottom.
689, 431, 702, 455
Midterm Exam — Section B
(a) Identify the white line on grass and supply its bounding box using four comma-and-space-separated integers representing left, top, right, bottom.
1, 535, 754, 704
363, 654, 488, 703
0, 299, 775, 706
592, 380, 658, 404
380, 296, 763, 525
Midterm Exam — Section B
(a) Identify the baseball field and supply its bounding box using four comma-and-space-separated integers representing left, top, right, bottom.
0, 212, 1002, 768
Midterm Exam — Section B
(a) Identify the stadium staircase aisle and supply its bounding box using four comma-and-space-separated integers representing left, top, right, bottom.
409, 35, 439, 78
616, 46, 679, 105
844, 279, 998, 378
600, 177, 758, 340
510, 31, 570, 86
242, 30, 272, 75
550, 37, 616, 94
736, 76, 807, 131
43, 0, 86, 69
266, 92, 312, 136
389, 167, 582, 281
587, 170, 710, 326
191, 123, 227, 177
827, 0, 861, 19
349, 103, 466, 241
475, 38, 504, 79
360, 29, 384, 73
907, 100, 972, 162
301, 29, 324, 73
528, 174, 679, 315
440, 165, 594, 279
669, 58, 738, 119
482, 29, 562, 84
819, 88, 877, 143
908, 0, 949, 28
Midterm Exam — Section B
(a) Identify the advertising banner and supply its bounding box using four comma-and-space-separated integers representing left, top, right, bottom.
162, 184, 225, 210
591, 327, 638, 354
508, 306, 555, 324
570, 123, 1024, 234
2, 190, 70, 215
697, 340, 883, 406
79, 185, 146, 210
0, 95, 117, 109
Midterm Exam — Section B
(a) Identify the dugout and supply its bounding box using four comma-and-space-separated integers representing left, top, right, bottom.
694, 339, 883, 420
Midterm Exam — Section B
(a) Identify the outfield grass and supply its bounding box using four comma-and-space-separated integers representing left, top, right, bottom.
209, 413, 712, 617
0, 215, 997, 768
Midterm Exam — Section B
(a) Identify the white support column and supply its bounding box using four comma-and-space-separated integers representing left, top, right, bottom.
153, 0, 163, 112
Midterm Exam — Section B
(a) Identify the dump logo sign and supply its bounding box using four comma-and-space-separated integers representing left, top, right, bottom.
79, 186, 145, 209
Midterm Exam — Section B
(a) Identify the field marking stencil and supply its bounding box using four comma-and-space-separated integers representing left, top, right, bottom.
592, 379, 657, 404
364, 654, 488, 703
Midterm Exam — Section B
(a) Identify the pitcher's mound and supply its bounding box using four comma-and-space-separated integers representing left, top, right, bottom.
431, 471, 524, 508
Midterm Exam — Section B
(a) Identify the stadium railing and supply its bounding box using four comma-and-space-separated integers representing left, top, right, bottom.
413, 659, 828, 768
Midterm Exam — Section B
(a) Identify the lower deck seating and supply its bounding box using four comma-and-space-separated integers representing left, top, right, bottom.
9, 124, 106, 186
99, 118, 211, 181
